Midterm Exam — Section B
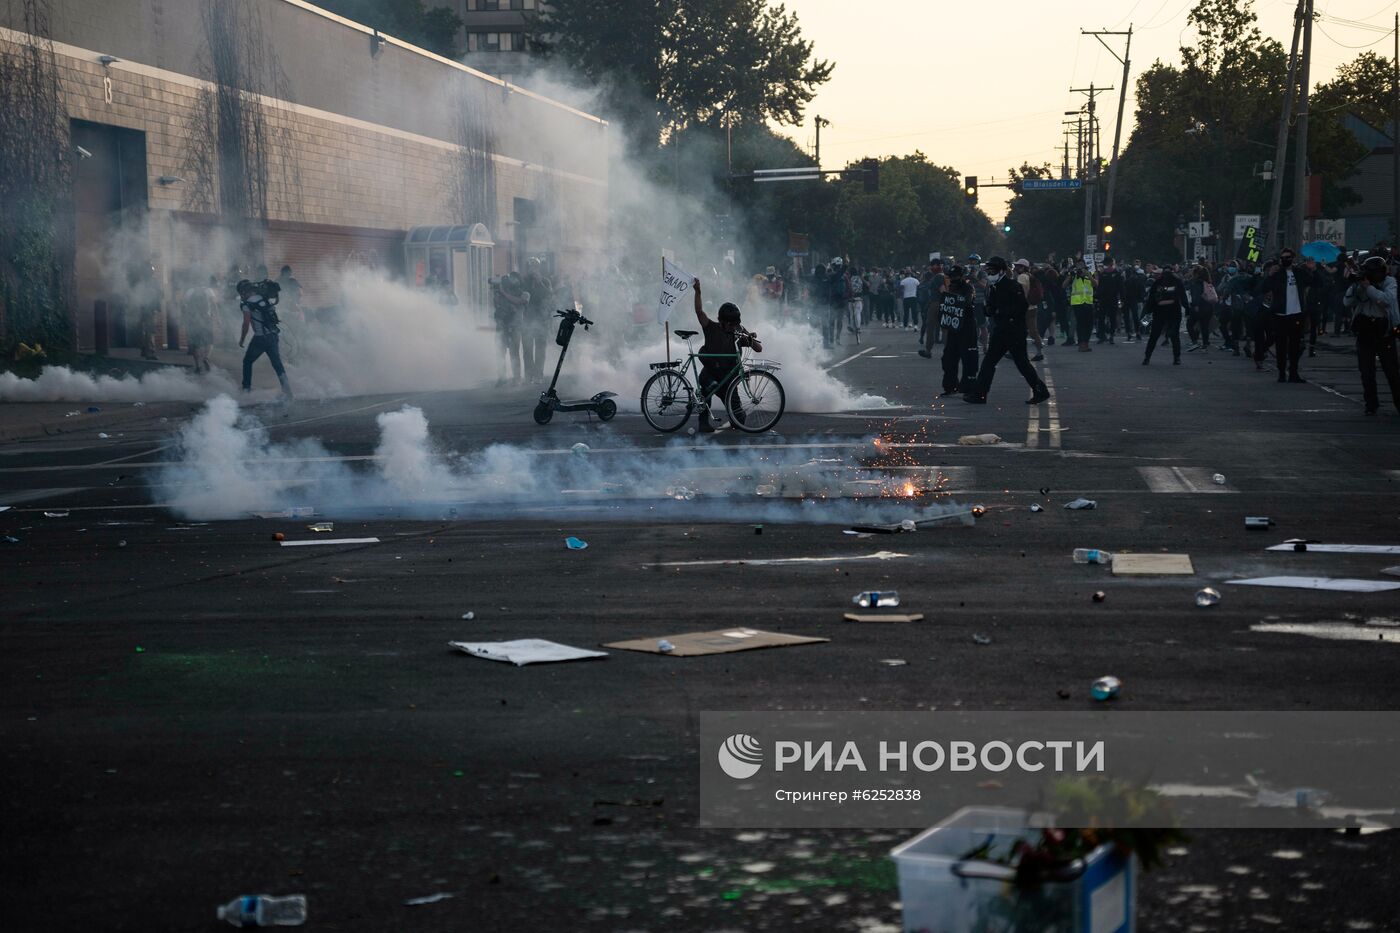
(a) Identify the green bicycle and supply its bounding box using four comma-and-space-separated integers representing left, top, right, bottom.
639, 332, 785, 433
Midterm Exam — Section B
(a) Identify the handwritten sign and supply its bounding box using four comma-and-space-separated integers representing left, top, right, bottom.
1236, 225, 1261, 264
658, 258, 693, 324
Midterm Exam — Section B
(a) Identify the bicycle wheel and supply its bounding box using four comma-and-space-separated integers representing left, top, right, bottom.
725, 369, 785, 433
640, 369, 695, 432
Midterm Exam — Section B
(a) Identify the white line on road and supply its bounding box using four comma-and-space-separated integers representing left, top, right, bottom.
824, 347, 877, 371
644, 550, 910, 568
1137, 466, 1238, 493
1043, 364, 1062, 449
280, 537, 382, 547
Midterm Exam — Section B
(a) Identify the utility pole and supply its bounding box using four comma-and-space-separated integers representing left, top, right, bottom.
1083, 27, 1133, 222
814, 115, 830, 172
1393, 14, 1398, 246
1289, 0, 1314, 250
1070, 83, 1111, 247
1266, 1, 1304, 253
1062, 124, 1072, 179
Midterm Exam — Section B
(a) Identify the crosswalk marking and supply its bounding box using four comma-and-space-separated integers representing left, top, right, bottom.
1137, 466, 1238, 493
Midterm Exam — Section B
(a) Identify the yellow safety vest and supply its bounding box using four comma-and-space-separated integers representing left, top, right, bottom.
1070, 276, 1095, 306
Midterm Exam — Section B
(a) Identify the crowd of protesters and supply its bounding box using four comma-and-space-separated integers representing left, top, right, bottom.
800, 246, 1400, 415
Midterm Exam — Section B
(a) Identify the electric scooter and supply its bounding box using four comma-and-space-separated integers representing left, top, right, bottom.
533, 308, 617, 425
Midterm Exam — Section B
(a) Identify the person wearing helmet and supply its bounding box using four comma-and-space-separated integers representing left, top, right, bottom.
237, 278, 293, 400
1343, 254, 1400, 415
963, 257, 1050, 405
693, 278, 763, 433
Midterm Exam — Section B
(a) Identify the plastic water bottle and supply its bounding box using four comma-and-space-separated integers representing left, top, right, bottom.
1195, 587, 1222, 607
1091, 676, 1121, 701
853, 591, 900, 608
217, 894, 307, 927
1072, 548, 1113, 564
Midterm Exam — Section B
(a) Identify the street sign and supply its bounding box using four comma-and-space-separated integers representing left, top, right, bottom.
1084, 235, 1098, 251
1022, 178, 1083, 191
1233, 214, 1261, 238
1094, 252, 1106, 264
1188, 221, 1212, 239
1193, 242, 1216, 262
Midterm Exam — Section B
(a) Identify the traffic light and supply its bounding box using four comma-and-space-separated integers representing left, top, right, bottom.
1103, 240, 1112, 253
1102, 218, 1114, 235
1002, 223, 1012, 234
863, 158, 879, 193
964, 176, 978, 205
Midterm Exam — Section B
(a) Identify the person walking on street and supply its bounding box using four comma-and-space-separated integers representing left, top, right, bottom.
1066, 261, 1096, 351
184, 274, 218, 375
1142, 265, 1186, 366
523, 258, 554, 380
493, 274, 527, 384
900, 267, 921, 335
1015, 259, 1044, 361
237, 279, 293, 399
1260, 248, 1315, 383
1095, 257, 1123, 344
1342, 254, 1400, 416
963, 257, 1050, 406
926, 264, 979, 396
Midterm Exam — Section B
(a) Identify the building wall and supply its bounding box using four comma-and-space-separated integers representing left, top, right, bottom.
0, 0, 607, 350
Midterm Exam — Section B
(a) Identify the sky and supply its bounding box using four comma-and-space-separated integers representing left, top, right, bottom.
780, 0, 1391, 222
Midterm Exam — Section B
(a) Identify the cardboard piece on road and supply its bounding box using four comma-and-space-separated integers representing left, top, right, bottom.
958, 433, 1002, 446
1265, 543, 1400, 555
1226, 576, 1400, 593
449, 639, 607, 666
1112, 553, 1195, 575
280, 537, 380, 547
603, 627, 828, 657
844, 613, 924, 623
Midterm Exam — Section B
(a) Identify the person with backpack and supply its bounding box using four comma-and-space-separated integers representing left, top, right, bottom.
1141, 265, 1186, 366
237, 278, 293, 399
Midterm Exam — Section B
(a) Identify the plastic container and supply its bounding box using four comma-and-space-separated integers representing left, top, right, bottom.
217, 894, 307, 927
890, 807, 1135, 933
1072, 548, 1113, 565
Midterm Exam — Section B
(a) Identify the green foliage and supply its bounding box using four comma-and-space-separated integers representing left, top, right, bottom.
310, 0, 464, 58
537, 0, 831, 149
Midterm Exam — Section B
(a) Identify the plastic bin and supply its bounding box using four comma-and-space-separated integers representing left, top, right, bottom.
889, 807, 1134, 933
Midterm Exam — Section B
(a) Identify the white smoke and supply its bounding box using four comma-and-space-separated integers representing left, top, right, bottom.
156, 395, 963, 525
0, 365, 234, 402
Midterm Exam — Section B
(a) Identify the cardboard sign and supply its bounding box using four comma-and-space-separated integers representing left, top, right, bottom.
1112, 553, 1196, 576
603, 628, 828, 656
658, 257, 693, 324
1236, 225, 1262, 264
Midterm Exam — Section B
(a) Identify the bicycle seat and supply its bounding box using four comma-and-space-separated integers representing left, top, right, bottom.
673, 330, 698, 339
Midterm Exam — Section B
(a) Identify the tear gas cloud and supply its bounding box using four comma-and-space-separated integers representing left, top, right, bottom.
158, 397, 965, 527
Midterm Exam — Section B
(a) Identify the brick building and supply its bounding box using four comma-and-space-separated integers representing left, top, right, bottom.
0, 0, 607, 351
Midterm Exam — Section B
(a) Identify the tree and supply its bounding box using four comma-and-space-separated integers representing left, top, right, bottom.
309, 0, 463, 58
536, 0, 832, 150
1004, 164, 1085, 260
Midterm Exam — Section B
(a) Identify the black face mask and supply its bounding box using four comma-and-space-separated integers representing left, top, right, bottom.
1280, 256, 1294, 267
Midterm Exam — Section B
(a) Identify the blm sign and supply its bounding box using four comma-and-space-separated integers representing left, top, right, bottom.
1236, 225, 1262, 264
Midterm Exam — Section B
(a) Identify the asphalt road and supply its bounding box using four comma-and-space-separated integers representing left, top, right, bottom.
3, 329, 1399, 931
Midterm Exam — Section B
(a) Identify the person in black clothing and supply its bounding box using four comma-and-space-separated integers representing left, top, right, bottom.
1095, 258, 1124, 344
963, 257, 1050, 405
1142, 265, 1186, 365
1121, 263, 1146, 343
1259, 248, 1315, 383
692, 278, 762, 433
923, 264, 978, 396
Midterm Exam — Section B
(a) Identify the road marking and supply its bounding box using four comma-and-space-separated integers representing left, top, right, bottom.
644, 550, 909, 568
1137, 466, 1238, 493
280, 537, 381, 547
1042, 363, 1061, 449
824, 347, 877, 370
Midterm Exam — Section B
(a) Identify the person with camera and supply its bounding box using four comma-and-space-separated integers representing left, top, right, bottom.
237, 278, 293, 400
1343, 255, 1400, 416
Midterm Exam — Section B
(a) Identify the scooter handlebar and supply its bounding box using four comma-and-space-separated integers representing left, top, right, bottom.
555, 308, 594, 327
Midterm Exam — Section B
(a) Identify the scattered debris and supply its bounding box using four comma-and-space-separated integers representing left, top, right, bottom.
570, 443, 590, 455
272, 532, 285, 542
1063, 498, 1097, 510
279, 537, 380, 547
844, 613, 924, 623
1113, 553, 1195, 575
1091, 676, 1122, 701
1265, 542, 1400, 555
1245, 516, 1275, 530
1092, 591, 1107, 603
1029, 504, 1043, 513
971, 633, 992, 645
3, 535, 22, 543
307, 522, 334, 533
958, 433, 1001, 445
755, 484, 777, 496
1072, 548, 1113, 565
657, 639, 676, 653
217, 894, 306, 927
564, 536, 589, 550
97, 432, 110, 439
86, 406, 101, 413
1195, 587, 1222, 608
1227, 576, 1400, 593
42, 510, 70, 518
460, 612, 475, 620
1212, 473, 1227, 485
853, 590, 900, 608
603, 628, 828, 657
1039, 487, 1050, 495
643, 551, 909, 568
879, 659, 908, 667
449, 639, 608, 666
404, 893, 455, 906
1056, 688, 1071, 700
752, 524, 763, 535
